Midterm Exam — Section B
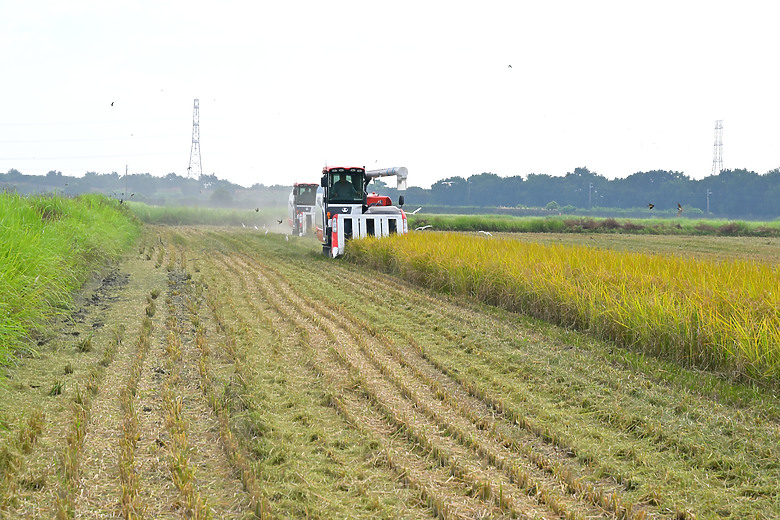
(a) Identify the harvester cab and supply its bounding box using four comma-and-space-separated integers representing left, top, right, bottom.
315, 166, 408, 257
287, 182, 318, 236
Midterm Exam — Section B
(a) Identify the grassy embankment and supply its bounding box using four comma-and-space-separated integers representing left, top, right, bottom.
0, 194, 140, 365
348, 232, 780, 386
408, 213, 780, 236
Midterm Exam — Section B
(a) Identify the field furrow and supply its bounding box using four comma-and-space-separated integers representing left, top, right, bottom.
304, 258, 780, 514
224, 249, 626, 513
71, 257, 168, 518
209, 252, 485, 518
218, 244, 623, 518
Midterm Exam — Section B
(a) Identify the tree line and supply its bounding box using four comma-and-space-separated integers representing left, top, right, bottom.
3, 166, 779, 219
0, 169, 289, 209
381, 167, 779, 219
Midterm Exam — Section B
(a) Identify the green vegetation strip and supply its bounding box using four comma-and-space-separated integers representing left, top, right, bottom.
408, 214, 780, 237
0, 194, 140, 362
347, 232, 780, 384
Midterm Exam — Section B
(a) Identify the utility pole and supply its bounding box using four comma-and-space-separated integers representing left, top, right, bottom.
188, 99, 202, 179
706, 188, 712, 215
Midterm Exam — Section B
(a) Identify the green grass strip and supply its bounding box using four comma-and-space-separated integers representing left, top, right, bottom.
0, 193, 141, 364
408, 214, 780, 237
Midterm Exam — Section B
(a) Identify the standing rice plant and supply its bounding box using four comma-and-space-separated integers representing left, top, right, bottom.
347, 233, 780, 384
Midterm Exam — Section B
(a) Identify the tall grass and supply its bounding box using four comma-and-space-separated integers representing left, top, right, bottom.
347, 233, 780, 384
0, 193, 140, 363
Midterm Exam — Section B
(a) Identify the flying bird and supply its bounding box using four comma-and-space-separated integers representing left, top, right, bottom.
277, 218, 283, 224
477, 230, 493, 237
111, 102, 114, 106
647, 203, 655, 210
508, 64, 512, 68
677, 202, 683, 216
415, 225, 432, 231
255, 208, 259, 212
408, 207, 422, 215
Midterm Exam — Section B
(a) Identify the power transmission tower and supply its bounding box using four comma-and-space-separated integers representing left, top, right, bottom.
711, 120, 723, 176
188, 98, 202, 179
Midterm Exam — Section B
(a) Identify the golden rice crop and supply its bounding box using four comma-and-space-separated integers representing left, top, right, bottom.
347, 233, 780, 383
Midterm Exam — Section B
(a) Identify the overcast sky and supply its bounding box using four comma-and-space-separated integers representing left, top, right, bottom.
2, 1, 777, 188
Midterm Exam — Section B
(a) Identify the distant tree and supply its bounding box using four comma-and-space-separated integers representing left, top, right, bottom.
368, 178, 387, 190
466, 173, 501, 206
431, 177, 468, 205
210, 187, 233, 206
405, 186, 430, 205
524, 173, 561, 207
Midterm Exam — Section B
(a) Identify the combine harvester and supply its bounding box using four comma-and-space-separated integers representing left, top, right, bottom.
287, 182, 319, 236
315, 166, 408, 257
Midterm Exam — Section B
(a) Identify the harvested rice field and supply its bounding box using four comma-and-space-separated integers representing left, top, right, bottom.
1, 226, 778, 519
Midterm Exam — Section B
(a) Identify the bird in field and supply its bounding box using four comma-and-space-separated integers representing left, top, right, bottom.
647, 203, 655, 210
242, 223, 246, 228
415, 225, 432, 231
677, 202, 683, 216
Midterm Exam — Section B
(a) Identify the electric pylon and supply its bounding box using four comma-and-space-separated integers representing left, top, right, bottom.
188, 99, 202, 179
711, 120, 723, 176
